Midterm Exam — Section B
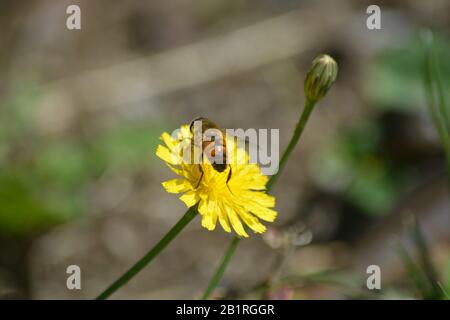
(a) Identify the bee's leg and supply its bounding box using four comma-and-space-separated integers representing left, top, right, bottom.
225, 166, 234, 194
226, 166, 232, 183
195, 165, 204, 189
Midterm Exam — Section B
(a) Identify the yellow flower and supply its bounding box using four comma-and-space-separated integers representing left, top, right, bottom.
156, 124, 277, 238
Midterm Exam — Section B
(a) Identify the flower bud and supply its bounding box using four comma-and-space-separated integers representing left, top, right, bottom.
304, 54, 338, 102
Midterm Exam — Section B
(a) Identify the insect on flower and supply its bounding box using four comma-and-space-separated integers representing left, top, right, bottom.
189, 117, 234, 192
156, 119, 277, 237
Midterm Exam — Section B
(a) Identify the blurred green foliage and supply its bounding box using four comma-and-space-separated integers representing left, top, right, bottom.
0, 81, 169, 236
310, 121, 412, 216
368, 33, 450, 111
445, 258, 450, 300
398, 218, 446, 299
422, 30, 450, 176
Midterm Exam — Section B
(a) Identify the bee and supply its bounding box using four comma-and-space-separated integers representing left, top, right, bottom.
189, 117, 232, 189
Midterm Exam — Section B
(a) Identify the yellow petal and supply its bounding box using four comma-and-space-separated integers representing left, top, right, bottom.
198, 197, 218, 231
161, 179, 191, 194
225, 205, 248, 238
229, 167, 268, 191
207, 197, 218, 228
185, 164, 203, 183
242, 200, 277, 222
179, 125, 192, 139
201, 212, 216, 231
218, 203, 231, 233
160, 132, 177, 150
198, 198, 208, 215
166, 163, 183, 176
241, 191, 275, 207
156, 145, 181, 165
179, 190, 200, 207
201, 214, 216, 231
237, 209, 266, 234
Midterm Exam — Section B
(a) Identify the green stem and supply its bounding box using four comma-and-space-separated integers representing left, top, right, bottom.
201, 236, 240, 300
410, 217, 442, 299
96, 207, 197, 300
202, 98, 317, 300
267, 99, 316, 190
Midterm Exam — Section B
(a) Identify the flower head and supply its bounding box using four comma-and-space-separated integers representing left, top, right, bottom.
304, 54, 338, 102
156, 124, 277, 238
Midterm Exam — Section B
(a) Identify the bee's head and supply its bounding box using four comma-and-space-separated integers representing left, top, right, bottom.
190, 117, 206, 134
213, 162, 227, 173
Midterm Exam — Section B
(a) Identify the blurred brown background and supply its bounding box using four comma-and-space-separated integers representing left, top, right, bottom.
0, 0, 449, 299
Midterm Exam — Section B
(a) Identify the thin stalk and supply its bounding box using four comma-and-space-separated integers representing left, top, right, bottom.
397, 242, 430, 298
201, 236, 240, 300
96, 207, 197, 300
267, 99, 316, 190
410, 217, 442, 299
202, 98, 317, 300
